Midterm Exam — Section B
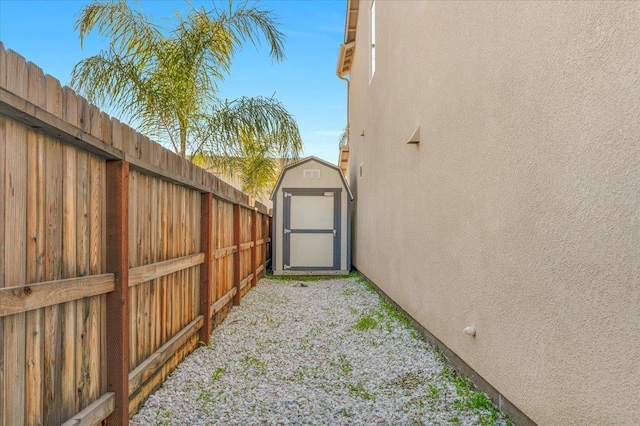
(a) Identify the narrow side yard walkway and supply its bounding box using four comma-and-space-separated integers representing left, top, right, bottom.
131, 276, 511, 425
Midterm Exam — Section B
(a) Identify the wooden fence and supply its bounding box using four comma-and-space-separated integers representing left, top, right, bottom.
0, 43, 271, 425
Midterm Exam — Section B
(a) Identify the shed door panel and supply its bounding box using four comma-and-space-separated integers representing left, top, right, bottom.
290, 233, 334, 267
290, 196, 334, 229
283, 188, 341, 271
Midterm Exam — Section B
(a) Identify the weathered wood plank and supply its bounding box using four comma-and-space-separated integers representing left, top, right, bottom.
24, 60, 45, 426
105, 160, 130, 425
60, 392, 115, 426
240, 274, 254, 291
233, 204, 241, 306
149, 176, 159, 354
3, 49, 28, 425
75, 149, 92, 411
213, 245, 238, 260
128, 253, 205, 288
0, 275, 114, 317
85, 153, 104, 408
61, 100, 78, 420
239, 241, 255, 251
128, 315, 203, 397
43, 113, 64, 425
209, 288, 237, 318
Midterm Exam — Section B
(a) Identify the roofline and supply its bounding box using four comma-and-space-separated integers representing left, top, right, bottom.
343, 0, 359, 45
270, 156, 355, 201
337, 0, 359, 77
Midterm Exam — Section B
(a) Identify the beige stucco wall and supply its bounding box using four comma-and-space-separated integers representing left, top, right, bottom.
346, 1, 639, 425
273, 158, 350, 273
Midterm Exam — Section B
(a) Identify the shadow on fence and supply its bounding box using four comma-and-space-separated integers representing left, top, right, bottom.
0, 43, 271, 425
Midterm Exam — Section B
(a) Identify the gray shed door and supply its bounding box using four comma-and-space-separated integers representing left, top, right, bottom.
283, 188, 341, 270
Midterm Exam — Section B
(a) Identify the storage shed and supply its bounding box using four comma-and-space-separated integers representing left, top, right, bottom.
271, 156, 354, 275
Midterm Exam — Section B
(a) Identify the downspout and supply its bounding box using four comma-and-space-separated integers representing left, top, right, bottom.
339, 73, 350, 146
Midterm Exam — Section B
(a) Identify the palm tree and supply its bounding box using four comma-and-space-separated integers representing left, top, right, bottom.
70, 0, 302, 168
204, 131, 286, 199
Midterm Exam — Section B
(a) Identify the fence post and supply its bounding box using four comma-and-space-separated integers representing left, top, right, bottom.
199, 192, 213, 344
251, 208, 258, 287
105, 160, 130, 425
233, 204, 241, 306
262, 213, 268, 277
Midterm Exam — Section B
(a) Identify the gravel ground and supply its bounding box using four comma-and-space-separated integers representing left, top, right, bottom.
131, 276, 511, 426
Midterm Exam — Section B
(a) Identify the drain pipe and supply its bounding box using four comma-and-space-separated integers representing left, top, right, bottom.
338, 73, 350, 147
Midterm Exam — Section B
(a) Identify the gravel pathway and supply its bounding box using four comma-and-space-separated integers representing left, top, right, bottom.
131, 276, 511, 425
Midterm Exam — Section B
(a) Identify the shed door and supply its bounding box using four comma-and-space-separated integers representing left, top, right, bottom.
283, 188, 341, 270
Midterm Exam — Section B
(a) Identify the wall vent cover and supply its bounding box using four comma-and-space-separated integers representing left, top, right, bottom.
303, 169, 321, 179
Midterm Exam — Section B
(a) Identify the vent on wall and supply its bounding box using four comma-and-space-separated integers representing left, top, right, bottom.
303, 169, 320, 179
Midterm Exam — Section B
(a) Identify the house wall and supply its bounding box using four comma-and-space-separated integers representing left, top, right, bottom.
346, 2, 639, 425
273, 159, 350, 273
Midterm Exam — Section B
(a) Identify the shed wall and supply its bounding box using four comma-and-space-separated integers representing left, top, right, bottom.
346, 2, 640, 425
273, 159, 350, 273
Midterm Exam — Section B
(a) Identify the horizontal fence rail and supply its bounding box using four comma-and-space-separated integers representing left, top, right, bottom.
0, 43, 272, 425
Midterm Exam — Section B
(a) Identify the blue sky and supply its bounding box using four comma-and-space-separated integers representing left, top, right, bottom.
0, 0, 348, 163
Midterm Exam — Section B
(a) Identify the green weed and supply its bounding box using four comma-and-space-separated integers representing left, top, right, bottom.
392, 372, 422, 390
338, 407, 352, 417
332, 353, 353, 375
153, 409, 171, 426
212, 366, 225, 380
439, 366, 508, 426
348, 382, 375, 401
354, 314, 378, 331
242, 356, 267, 375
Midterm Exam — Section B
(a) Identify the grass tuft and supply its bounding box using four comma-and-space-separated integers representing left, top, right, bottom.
354, 314, 378, 330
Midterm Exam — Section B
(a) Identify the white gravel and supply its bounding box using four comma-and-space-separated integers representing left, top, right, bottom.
131, 276, 510, 426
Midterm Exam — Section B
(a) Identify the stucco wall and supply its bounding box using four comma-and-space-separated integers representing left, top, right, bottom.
346, 2, 639, 425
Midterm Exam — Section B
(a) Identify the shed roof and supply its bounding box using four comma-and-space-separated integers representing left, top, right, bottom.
270, 156, 354, 201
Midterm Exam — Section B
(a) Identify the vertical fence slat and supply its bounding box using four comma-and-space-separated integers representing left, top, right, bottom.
233, 204, 241, 306
87, 154, 103, 404
43, 73, 65, 425
105, 160, 130, 425
61, 139, 78, 421
3, 48, 28, 426
24, 60, 45, 426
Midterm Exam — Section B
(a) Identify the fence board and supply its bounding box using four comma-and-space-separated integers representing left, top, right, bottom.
129, 253, 204, 288
43, 130, 64, 426
128, 316, 203, 396
3, 49, 28, 424
61, 132, 79, 418
24, 61, 45, 425
0, 275, 114, 317
61, 392, 115, 426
